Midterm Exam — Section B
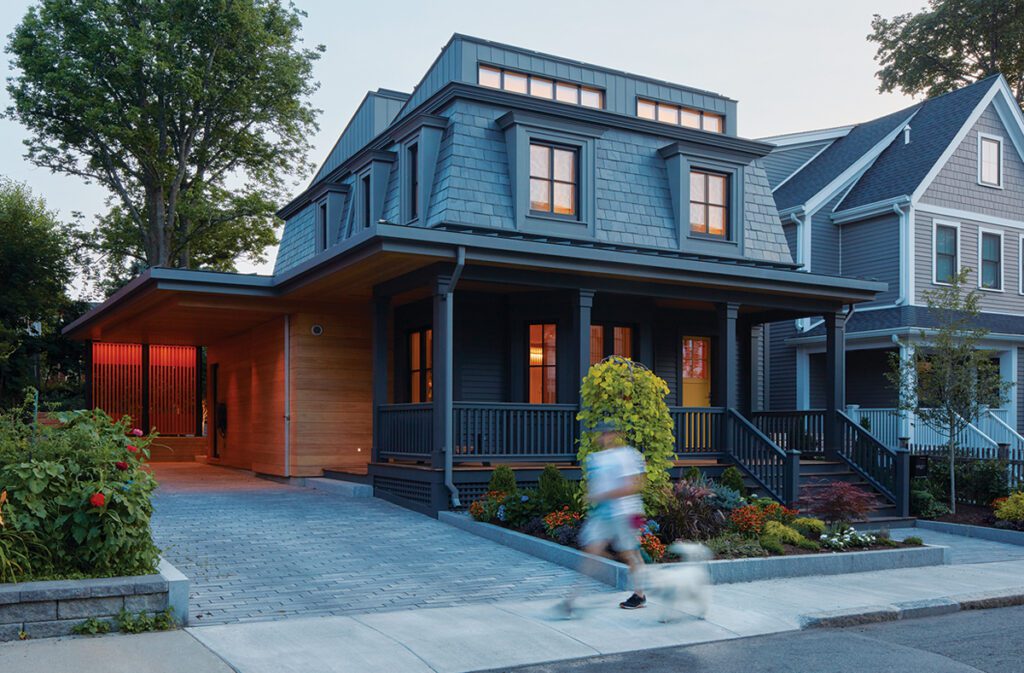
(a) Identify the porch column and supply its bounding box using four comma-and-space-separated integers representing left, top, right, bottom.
716, 302, 740, 410
432, 277, 454, 469
574, 289, 595, 386
898, 341, 916, 443
824, 311, 847, 457
371, 294, 390, 463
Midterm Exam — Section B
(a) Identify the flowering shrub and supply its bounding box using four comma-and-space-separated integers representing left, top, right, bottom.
0, 402, 160, 581
758, 501, 799, 526
542, 506, 583, 536
819, 526, 877, 551
729, 505, 768, 536
994, 492, 1024, 523
468, 490, 508, 523
639, 533, 665, 562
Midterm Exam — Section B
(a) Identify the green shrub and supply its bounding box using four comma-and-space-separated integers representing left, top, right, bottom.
709, 483, 744, 511
792, 517, 826, 539
995, 492, 1024, 523
0, 404, 160, 581
683, 466, 701, 482
117, 608, 176, 634
902, 536, 924, 546
758, 534, 785, 554
706, 532, 766, 559
577, 357, 675, 513
537, 465, 574, 513
498, 489, 544, 528
961, 460, 1010, 505
70, 617, 111, 635
0, 523, 49, 583
910, 487, 950, 519
763, 520, 804, 545
488, 465, 517, 494
719, 466, 747, 497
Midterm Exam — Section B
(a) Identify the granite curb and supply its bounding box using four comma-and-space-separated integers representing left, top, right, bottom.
800, 590, 1024, 628
915, 520, 1024, 546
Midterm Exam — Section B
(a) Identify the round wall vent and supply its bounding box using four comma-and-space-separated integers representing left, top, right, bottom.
310, 324, 324, 336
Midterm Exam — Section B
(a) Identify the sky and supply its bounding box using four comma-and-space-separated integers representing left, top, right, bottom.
0, 0, 926, 282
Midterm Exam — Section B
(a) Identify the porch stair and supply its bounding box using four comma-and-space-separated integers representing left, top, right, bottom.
798, 459, 915, 526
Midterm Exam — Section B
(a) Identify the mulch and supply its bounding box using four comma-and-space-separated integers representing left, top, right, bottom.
930, 503, 998, 527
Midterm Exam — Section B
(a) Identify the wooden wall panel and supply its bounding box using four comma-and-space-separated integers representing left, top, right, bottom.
289, 304, 373, 475
206, 317, 286, 474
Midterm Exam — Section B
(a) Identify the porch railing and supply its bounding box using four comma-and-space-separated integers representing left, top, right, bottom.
377, 403, 434, 460
668, 407, 724, 454
837, 411, 906, 514
749, 410, 826, 457
726, 409, 799, 503
850, 407, 902, 449
452, 402, 578, 462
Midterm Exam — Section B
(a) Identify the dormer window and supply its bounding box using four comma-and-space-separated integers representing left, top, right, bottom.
637, 98, 723, 133
530, 142, 577, 218
978, 133, 1003, 188
478, 65, 604, 109
690, 170, 728, 238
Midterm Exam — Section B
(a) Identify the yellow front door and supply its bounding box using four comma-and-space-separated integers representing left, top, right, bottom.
682, 336, 711, 407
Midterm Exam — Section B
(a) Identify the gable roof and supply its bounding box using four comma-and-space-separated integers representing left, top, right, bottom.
837, 76, 1000, 210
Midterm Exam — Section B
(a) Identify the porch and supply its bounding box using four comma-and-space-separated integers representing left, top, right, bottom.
365, 264, 907, 517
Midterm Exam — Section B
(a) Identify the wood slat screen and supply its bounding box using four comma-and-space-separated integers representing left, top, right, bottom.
148, 345, 197, 436
91, 342, 143, 426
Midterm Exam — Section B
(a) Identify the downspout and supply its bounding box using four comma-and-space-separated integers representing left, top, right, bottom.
444, 246, 466, 507
892, 201, 909, 305
284, 314, 291, 478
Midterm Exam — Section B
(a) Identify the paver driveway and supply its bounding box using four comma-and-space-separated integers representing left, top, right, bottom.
150, 464, 602, 626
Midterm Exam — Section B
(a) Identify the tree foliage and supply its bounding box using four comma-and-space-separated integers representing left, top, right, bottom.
577, 357, 675, 512
5, 0, 323, 277
868, 0, 1024, 104
887, 269, 1012, 513
0, 178, 85, 408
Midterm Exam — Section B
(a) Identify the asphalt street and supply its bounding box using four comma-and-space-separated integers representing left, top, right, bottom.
476, 605, 1024, 673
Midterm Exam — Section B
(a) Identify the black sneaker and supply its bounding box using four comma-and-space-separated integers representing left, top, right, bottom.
619, 593, 646, 610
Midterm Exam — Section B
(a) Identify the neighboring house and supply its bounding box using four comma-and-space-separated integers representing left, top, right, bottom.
64, 35, 890, 515
762, 74, 1024, 452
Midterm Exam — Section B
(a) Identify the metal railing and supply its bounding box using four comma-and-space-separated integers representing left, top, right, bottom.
377, 403, 434, 460
749, 410, 826, 457
669, 407, 724, 454
837, 411, 905, 511
452, 402, 578, 462
726, 409, 799, 503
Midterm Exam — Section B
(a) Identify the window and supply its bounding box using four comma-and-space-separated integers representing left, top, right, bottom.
408, 144, 419, 220
589, 325, 633, 366
529, 143, 577, 217
362, 175, 372, 228
478, 64, 604, 109
689, 170, 728, 238
934, 223, 958, 284
409, 329, 433, 403
980, 230, 1003, 290
979, 134, 1003, 187
528, 323, 557, 403
637, 98, 723, 133
318, 201, 328, 251
682, 337, 709, 380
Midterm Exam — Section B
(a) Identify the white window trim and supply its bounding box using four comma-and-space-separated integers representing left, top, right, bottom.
977, 132, 1004, 189
978, 226, 1005, 292
932, 219, 960, 286
1019, 233, 1024, 295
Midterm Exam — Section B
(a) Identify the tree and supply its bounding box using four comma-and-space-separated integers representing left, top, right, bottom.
0, 178, 84, 408
5, 0, 323, 275
868, 1, 1024, 104
887, 270, 1012, 513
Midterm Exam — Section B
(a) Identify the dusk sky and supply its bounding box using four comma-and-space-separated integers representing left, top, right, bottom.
1, 0, 925, 281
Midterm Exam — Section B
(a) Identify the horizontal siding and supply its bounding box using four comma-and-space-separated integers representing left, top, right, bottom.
920, 103, 1024, 222
762, 142, 830, 189
840, 212, 900, 304
767, 320, 796, 410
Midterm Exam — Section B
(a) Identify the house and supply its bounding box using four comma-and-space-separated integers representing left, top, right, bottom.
762, 75, 1024, 457
64, 35, 892, 516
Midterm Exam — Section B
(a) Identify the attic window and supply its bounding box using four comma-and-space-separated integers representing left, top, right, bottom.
637, 98, 723, 133
478, 65, 604, 109
979, 134, 1003, 188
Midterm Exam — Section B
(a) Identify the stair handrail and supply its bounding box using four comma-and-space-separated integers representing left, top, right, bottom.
836, 410, 906, 515
981, 408, 1024, 449
912, 410, 998, 450
727, 409, 800, 504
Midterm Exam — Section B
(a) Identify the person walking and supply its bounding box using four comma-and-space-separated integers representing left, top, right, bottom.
559, 419, 648, 615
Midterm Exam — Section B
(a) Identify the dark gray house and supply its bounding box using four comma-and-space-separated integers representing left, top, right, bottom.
66, 35, 899, 515
762, 75, 1024, 455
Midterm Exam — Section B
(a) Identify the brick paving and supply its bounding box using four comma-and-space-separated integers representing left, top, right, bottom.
150, 464, 602, 626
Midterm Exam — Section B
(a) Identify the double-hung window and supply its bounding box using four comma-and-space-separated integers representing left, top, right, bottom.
528, 323, 557, 403
409, 329, 433, 403
530, 143, 577, 218
934, 223, 958, 284
979, 134, 1003, 188
980, 230, 1003, 290
690, 170, 728, 238
589, 325, 633, 366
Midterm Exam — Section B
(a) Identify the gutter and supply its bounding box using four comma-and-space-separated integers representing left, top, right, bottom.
443, 246, 466, 508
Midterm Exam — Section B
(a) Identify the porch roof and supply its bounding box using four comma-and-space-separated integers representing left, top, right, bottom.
65, 224, 886, 343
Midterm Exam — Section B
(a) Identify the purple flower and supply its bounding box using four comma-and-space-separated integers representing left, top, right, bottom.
521, 495, 529, 502
496, 505, 507, 522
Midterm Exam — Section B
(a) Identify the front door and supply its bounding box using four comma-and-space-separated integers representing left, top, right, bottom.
682, 336, 711, 407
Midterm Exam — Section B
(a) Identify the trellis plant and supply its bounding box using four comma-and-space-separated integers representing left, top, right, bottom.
887, 269, 1012, 513
577, 356, 675, 513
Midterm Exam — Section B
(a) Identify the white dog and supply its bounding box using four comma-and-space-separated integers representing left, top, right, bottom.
643, 542, 713, 623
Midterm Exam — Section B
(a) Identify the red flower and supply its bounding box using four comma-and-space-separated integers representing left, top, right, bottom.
126, 445, 139, 454
89, 492, 106, 508
115, 461, 129, 471
130, 428, 144, 437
